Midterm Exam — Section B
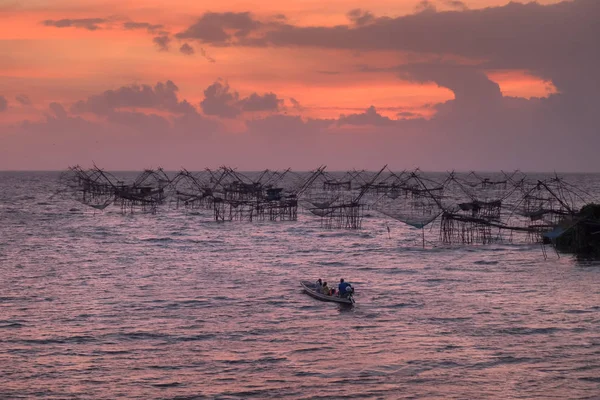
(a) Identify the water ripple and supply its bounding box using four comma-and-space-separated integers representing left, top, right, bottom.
1, 172, 599, 399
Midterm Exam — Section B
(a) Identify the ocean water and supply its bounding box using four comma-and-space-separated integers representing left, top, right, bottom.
1, 171, 599, 399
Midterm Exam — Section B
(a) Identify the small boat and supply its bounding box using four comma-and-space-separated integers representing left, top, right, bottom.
300, 281, 355, 305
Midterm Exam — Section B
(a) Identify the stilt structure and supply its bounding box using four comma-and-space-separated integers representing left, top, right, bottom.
58, 165, 172, 213
58, 166, 596, 245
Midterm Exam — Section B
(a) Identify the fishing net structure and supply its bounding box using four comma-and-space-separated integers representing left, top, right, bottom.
172, 167, 303, 222
505, 174, 594, 241
370, 169, 443, 230
57, 165, 596, 245
369, 169, 594, 245
57, 165, 117, 210
436, 171, 524, 244
57, 165, 172, 213
171, 169, 214, 210
299, 166, 387, 229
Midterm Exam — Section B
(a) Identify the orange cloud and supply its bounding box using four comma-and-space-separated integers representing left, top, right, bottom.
487, 70, 558, 99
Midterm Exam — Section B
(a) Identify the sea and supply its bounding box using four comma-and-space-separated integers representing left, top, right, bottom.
1, 171, 599, 399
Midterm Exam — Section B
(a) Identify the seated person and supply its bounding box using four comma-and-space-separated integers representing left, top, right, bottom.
315, 278, 323, 293
322, 282, 330, 296
338, 278, 351, 298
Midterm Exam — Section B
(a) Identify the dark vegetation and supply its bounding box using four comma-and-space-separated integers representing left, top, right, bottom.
555, 203, 600, 258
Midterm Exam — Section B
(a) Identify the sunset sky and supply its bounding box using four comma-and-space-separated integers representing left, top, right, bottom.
0, 0, 598, 171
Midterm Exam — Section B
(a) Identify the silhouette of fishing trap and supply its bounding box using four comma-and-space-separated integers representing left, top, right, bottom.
58, 165, 172, 213
369, 169, 594, 245
58, 166, 596, 246
299, 166, 387, 229
172, 167, 302, 222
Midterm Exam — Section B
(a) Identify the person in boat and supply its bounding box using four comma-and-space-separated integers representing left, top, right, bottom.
315, 278, 323, 293
322, 281, 330, 296
338, 278, 352, 298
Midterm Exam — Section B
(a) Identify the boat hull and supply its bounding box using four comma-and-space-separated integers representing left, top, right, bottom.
300, 281, 354, 305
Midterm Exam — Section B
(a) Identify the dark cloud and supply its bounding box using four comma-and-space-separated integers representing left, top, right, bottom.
0, 95, 7, 112
399, 63, 503, 108
415, 0, 437, 13
9, 84, 220, 141
180, 43, 195, 55
289, 97, 304, 111
238, 92, 282, 112
175, 12, 261, 45
42, 18, 106, 30
347, 9, 375, 26
172, 111, 221, 136
49, 102, 67, 119
338, 106, 395, 126
198, 47, 216, 63
397, 111, 418, 118
225, 1, 598, 98
15, 94, 31, 106
317, 70, 340, 75
153, 35, 171, 51
42, 19, 173, 52
200, 80, 241, 118
442, 0, 468, 11
117, 20, 174, 52
200, 80, 283, 117
71, 80, 196, 116
210, 0, 598, 162
123, 21, 165, 33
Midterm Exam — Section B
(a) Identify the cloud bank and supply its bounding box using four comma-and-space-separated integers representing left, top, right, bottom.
4, 0, 597, 171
